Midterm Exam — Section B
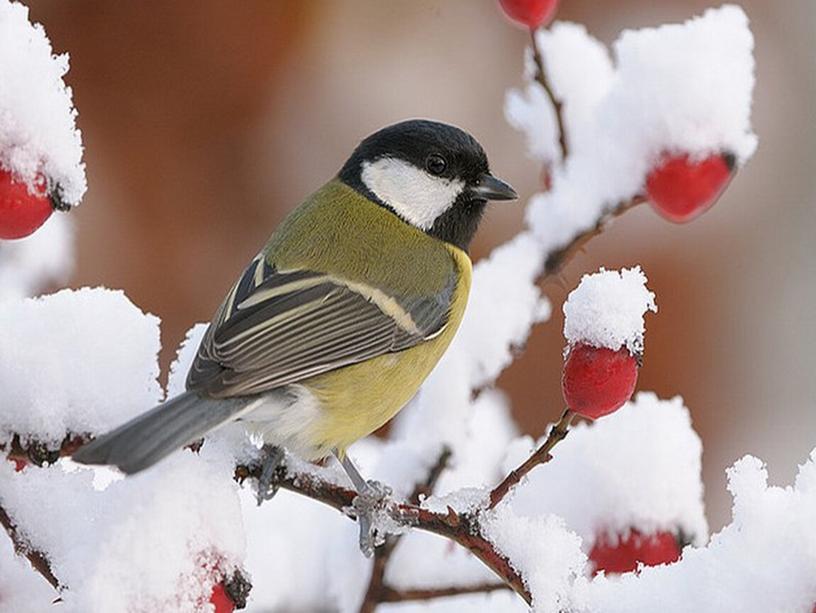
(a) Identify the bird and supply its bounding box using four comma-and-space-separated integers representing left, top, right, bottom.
73, 119, 516, 551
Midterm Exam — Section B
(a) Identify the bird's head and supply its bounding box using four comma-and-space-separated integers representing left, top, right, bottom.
338, 119, 517, 250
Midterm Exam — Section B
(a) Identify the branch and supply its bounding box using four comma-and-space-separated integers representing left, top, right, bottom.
530, 27, 568, 162
378, 582, 509, 603
2, 434, 87, 467
543, 195, 646, 277
0, 503, 60, 590
489, 409, 574, 510
235, 459, 533, 606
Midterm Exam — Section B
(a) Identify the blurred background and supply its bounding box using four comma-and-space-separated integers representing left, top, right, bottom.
25, 0, 815, 530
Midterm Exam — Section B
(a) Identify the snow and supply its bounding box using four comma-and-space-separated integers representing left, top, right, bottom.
569, 451, 816, 613
483, 505, 586, 613
503, 393, 707, 548
0, 213, 73, 300
0, 0, 86, 206
508, 5, 756, 255
0, 534, 55, 612
506, 22, 614, 165
167, 323, 209, 399
0, 452, 246, 613
562, 266, 657, 355
0, 287, 163, 446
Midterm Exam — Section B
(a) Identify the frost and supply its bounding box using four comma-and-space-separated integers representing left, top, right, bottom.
0, 0, 86, 205
0, 288, 163, 445
563, 266, 657, 354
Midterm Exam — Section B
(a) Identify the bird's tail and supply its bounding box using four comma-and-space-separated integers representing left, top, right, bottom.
72, 391, 254, 475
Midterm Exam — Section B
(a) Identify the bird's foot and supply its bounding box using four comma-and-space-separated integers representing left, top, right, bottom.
351, 479, 394, 557
255, 444, 285, 506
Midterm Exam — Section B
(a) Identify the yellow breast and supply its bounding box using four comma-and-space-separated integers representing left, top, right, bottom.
301, 244, 472, 457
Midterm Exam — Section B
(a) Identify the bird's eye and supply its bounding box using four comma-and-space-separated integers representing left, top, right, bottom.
425, 154, 447, 176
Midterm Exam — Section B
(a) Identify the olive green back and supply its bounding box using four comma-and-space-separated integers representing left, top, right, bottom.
263, 179, 454, 295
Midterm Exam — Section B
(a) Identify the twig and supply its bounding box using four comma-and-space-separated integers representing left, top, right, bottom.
488, 409, 574, 509
530, 28, 568, 162
543, 195, 646, 277
378, 582, 509, 603
0, 503, 60, 589
409, 447, 452, 505
359, 447, 451, 613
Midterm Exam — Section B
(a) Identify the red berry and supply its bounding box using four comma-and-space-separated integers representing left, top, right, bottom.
498, 0, 559, 29
590, 529, 681, 574
646, 152, 735, 223
11, 457, 27, 472
561, 343, 638, 419
209, 582, 234, 613
0, 168, 53, 239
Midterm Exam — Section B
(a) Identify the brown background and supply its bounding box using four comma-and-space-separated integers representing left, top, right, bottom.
26, 0, 816, 530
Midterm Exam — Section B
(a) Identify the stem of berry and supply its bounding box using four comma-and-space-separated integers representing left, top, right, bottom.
488, 408, 574, 509
543, 195, 646, 276
529, 27, 568, 162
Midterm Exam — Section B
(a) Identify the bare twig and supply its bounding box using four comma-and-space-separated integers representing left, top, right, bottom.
378, 582, 509, 603
0, 503, 60, 589
530, 28, 568, 162
543, 195, 646, 277
489, 409, 574, 510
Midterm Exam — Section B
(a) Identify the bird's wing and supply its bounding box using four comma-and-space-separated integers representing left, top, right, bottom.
186, 254, 456, 397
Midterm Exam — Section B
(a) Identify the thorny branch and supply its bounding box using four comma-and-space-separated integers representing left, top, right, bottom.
234, 458, 534, 605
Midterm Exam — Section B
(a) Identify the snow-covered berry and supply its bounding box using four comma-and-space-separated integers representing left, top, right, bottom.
561, 267, 656, 418
646, 152, 735, 223
0, 168, 53, 239
562, 343, 638, 419
589, 529, 681, 574
498, 0, 559, 29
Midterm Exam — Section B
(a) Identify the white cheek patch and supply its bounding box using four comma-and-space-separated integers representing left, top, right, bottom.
361, 157, 465, 230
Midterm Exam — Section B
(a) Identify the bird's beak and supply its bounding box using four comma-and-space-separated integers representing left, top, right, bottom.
470, 173, 518, 201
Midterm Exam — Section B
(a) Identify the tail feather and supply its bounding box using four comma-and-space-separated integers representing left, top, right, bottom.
73, 391, 252, 474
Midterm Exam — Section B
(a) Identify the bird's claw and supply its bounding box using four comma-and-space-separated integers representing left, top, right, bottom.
351, 480, 393, 557
255, 444, 284, 506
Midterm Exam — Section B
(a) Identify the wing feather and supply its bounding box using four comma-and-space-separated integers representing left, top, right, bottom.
186, 257, 455, 397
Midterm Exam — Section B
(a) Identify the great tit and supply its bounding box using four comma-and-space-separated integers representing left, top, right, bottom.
74, 119, 516, 484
